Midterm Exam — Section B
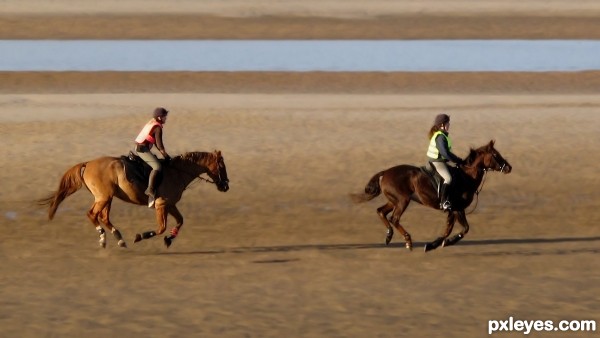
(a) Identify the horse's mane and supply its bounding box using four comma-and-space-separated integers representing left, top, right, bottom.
464, 148, 479, 165
175, 151, 213, 163
464, 142, 494, 165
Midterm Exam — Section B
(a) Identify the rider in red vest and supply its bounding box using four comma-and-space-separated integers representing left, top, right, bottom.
134, 107, 171, 207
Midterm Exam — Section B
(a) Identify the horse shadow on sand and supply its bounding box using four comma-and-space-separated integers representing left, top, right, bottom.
155, 235, 600, 260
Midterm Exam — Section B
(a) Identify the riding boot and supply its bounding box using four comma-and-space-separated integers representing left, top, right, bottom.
440, 183, 452, 211
146, 170, 159, 208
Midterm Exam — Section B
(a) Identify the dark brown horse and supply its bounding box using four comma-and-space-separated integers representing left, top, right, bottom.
352, 140, 512, 252
39, 150, 229, 248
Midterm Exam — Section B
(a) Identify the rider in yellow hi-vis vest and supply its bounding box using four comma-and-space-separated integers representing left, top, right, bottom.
134, 107, 171, 208
426, 114, 464, 211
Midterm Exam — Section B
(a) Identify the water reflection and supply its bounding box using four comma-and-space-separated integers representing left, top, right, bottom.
2, 40, 599, 72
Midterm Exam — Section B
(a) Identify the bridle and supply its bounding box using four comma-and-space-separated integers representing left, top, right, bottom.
499, 162, 508, 173
170, 156, 226, 187
198, 162, 228, 188
213, 157, 228, 187
465, 153, 508, 214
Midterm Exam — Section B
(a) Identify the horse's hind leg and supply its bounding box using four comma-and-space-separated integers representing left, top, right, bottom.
98, 199, 127, 248
376, 202, 395, 245
87, 200, 108, 248
442, 211, 470, 248
425, 212, 457, 252
390, 199, 413, 250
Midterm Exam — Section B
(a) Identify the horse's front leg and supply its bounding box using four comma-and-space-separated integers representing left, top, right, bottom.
425, 212, 456, 252
164, 205, 184, 248
133, 204, 168, 244
442, 211, 470, 248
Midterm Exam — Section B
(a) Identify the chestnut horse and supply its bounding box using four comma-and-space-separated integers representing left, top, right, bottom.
39, 150, 229, 248
352, 140, 511, 252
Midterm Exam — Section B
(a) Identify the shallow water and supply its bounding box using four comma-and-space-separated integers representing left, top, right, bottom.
2, 40, 600, 72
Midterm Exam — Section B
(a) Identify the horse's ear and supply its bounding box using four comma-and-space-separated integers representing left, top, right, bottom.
214, 149, 221, 156
488, 140, 495, 148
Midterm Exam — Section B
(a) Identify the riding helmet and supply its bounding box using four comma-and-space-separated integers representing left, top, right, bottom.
434, 113, 450, 126
153, 107, 169, 118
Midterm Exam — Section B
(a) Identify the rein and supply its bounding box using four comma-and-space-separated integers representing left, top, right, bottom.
168, 160, 217, 188
198, 176, 215, 184
463, 161, 507, 215
465, 168, 488, 215
466, 152, 506, 215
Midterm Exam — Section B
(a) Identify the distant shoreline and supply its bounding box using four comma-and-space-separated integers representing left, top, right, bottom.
1, 14, 599, 39
3, 2, 599, 94
3, 71, 600, 94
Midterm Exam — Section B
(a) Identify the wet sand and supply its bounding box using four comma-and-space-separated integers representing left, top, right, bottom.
2, 71, 600, 94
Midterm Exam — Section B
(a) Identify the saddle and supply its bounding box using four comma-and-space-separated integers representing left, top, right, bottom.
120, 152, 163, 190
420, 162, 458, 197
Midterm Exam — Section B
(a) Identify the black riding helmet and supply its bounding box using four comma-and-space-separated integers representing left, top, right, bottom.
434, 113, 450, 126
153, 107, 169, 119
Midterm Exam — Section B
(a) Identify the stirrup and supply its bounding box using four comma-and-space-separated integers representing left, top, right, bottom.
441, 200, 452, 211
147, 196, 155, 208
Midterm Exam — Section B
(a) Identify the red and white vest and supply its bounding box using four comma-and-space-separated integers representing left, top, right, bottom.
135, 119, 162, 144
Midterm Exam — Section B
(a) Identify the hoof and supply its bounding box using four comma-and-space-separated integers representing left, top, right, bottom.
405, 243, 413, 251
118, 240, 127, 248
134, 234, 142, 243
99, 242, 106, 249
385, 228, 393, 246
424, 243, 434, 252
164, 236, 172, 248
442, 234, 463, 248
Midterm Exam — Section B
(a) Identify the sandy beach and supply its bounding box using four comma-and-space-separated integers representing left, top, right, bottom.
1, 1, 600, 338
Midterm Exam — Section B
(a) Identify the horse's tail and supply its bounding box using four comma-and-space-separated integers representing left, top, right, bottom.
38, 162, 87, 220
350, 171, 384, 203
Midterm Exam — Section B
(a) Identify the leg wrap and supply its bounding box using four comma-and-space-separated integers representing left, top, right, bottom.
111, 228, 123, 241
142, 231, 157, 239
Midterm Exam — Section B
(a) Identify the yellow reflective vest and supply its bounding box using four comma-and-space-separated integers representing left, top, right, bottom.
427, 131, 452, 160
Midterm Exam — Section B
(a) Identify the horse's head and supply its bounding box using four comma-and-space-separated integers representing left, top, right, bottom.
207, 150, 230, 192
176, 150, 229, 192
469, 140, 512, 174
